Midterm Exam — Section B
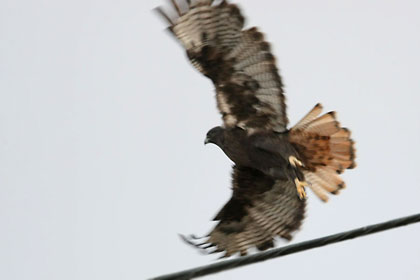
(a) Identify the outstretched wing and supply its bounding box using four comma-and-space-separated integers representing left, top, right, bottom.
183, 166, 305, 257
157, 0, 288, 132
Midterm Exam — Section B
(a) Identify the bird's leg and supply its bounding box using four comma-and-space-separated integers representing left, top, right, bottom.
288, 155, 303, 167
294, 178, 308, 200
289, 156, 308, 200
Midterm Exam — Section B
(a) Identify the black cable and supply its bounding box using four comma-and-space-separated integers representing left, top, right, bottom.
149, 213, 420, 280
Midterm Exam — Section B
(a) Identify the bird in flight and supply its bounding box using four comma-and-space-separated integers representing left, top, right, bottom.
156, 0, 356, 257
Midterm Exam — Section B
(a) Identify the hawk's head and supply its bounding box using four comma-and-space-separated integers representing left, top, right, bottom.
204, 126, 224, 146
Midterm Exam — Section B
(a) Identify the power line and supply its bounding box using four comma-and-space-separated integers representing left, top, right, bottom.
149, 213, 420, 280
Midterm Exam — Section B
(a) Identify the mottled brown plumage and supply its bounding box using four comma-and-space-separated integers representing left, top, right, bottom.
157, 0, 287, 133
157, 0, 356, 257
208, 166, 304, 257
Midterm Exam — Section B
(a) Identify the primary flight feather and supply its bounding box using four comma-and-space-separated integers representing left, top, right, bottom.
157, 0, 356, 257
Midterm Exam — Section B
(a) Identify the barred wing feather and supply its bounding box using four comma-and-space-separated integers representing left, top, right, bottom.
157, 0, 288, 132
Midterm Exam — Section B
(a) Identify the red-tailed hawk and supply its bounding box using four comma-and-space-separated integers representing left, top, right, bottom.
157, 0, 356, 257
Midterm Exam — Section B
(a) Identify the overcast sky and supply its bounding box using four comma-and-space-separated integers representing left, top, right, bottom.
1, 0, 420, 279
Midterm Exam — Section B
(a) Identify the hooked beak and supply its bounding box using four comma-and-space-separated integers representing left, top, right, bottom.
204, 136, 210, 145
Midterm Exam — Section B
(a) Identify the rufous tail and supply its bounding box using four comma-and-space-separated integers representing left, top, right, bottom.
289, 103, 356, 202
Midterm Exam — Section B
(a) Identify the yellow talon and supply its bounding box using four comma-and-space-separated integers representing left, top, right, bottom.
294, 178, 308, 200
289, 156, 303, 167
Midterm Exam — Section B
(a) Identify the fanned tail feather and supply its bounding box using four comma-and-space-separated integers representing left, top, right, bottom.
289, 104, 356, 202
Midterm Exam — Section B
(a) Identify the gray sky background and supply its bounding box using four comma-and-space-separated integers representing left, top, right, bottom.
1, 0, 420, 279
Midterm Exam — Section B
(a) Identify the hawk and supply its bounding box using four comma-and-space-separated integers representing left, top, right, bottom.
157, 0, 356, 257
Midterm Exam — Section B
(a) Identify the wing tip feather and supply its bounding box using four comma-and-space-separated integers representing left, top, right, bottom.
154, 6, 175, 26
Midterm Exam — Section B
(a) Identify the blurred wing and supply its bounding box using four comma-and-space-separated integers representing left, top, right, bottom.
183, 166, 305, 257
157, 0, 288, 132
